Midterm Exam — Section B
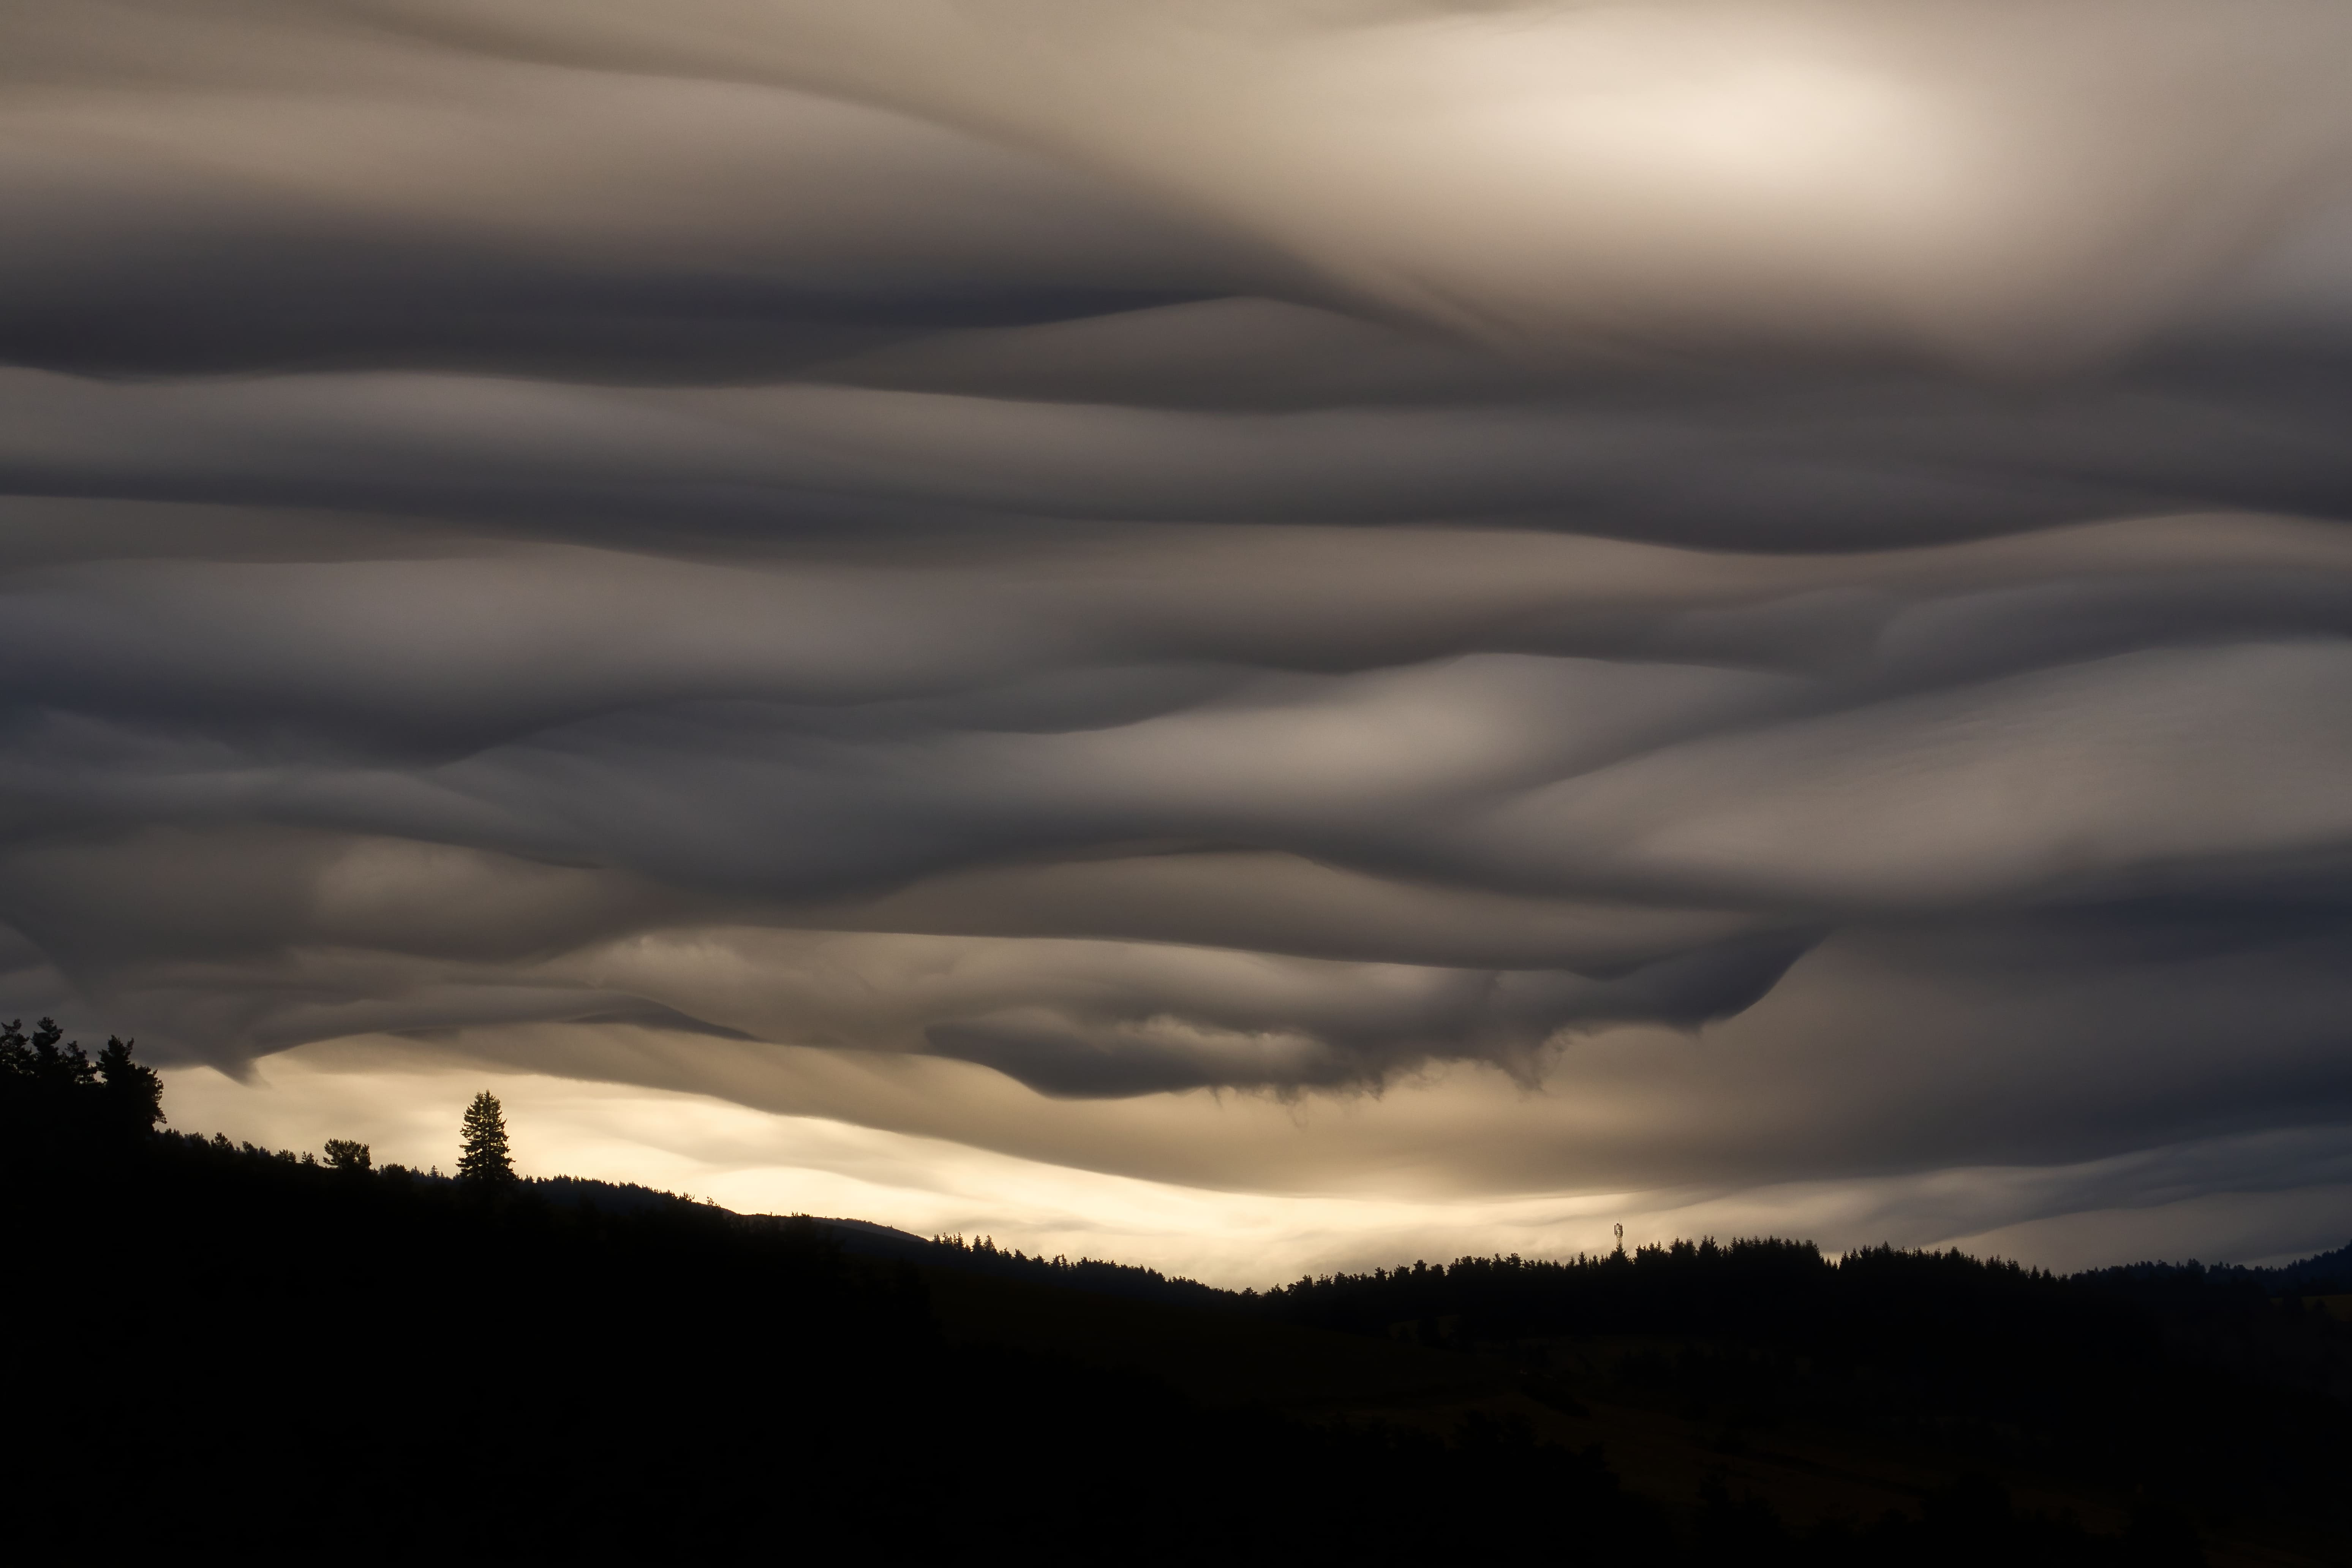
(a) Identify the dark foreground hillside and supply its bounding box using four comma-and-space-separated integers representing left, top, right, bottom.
6, 1027, 2347, 1563
1241, 1242, 2352, 1563
10, 1118, 1640, 1560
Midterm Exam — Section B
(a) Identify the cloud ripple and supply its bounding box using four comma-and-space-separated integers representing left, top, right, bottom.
3, 0, 2351, 1255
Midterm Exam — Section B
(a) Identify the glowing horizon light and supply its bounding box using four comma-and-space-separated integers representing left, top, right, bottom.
6, 0, 2352, 1277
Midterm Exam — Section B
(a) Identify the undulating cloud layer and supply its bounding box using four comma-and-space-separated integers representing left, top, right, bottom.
6, 0, 2352, 1277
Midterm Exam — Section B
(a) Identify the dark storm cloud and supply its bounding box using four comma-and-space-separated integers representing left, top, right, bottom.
8, 518, 2351, 1113
4, 0, 2352, 1242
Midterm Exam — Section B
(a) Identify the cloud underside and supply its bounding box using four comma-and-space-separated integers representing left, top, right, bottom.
4, 1, 2352, 1239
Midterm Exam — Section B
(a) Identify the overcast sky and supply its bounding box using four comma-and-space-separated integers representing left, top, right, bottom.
7, 0, 2352, 1282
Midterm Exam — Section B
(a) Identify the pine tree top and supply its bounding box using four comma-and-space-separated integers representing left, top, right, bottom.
456, 1089, 514, 1185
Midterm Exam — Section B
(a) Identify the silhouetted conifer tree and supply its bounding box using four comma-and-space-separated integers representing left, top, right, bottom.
457, 1091, 514, 1185
96, 1036, 164, 1135
323, 1138, 372, 1171
2, 1019, 162, 1146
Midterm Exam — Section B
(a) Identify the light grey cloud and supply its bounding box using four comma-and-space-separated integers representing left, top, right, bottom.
2, 0, 2350, 1261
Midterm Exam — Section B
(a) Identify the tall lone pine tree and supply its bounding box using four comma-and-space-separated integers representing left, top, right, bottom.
457, 1091, 514, 1185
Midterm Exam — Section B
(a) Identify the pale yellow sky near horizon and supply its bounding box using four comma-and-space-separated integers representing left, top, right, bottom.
161, 1039, 2347, 1289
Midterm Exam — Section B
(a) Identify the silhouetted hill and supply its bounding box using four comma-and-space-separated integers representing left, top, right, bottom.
2083, 1239, 2352, 1297
6, 1027, 2347, 1564
2260, 1239, 2352, 1293
530, 1171, 715, 1216
814, 1218, 1229, 1307
1234, 1239, 2351, 1562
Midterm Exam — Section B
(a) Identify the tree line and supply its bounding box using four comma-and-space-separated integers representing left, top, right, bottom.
7, 1022, 2344, 1561
1240, 1235, 2349, 1547
0, 1025, 1657, 1561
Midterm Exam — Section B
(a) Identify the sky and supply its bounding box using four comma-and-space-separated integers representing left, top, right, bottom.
7, 0, 2352, 1286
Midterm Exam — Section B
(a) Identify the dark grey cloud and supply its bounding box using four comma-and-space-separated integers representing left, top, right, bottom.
3, 0, 2351, 1257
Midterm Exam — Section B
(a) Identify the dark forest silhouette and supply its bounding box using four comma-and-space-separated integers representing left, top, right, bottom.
918, 1229, 1231, 1308
6, 1022, 2347, 1563
1241, 1239, 2347, 1552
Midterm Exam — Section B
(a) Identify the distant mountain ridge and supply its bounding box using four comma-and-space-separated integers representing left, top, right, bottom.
2079, 1239, 2352, 1292
809, 1216, 1230, 1307
519, 1176, 1230, 1305
2261, 1240, 2352, 1288
528, 1170, 2352, 1302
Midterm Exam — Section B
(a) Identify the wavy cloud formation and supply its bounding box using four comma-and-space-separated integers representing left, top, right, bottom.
4, 0, 2350, 1260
